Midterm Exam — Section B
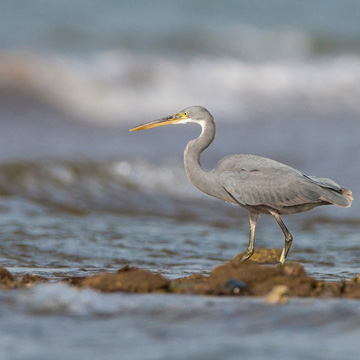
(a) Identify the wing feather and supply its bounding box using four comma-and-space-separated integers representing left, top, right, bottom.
220, 168, 320, 209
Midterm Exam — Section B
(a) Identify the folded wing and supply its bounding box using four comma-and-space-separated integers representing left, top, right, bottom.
220, 167, 351, 210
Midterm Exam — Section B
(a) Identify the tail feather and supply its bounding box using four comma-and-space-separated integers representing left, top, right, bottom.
340, 187, 353, 208
319, 186, 353, 208
305, 174, 353, 208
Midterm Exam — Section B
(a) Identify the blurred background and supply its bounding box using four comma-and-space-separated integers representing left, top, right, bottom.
2, 0, 360, 126
0, 0, 359, 275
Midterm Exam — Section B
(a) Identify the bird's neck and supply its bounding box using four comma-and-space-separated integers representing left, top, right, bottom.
184, 119, 215, 194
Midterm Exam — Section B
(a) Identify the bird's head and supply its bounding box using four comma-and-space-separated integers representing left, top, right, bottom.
129, 106, 213, 131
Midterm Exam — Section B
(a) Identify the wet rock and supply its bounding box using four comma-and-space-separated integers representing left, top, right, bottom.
282, 262, 306, 277
78, 266, 169, 293
63, 276, 86, 286
265, 285, 289, 304
209, 261, 281, 295
313, 281, 343, 298
20, 274, 49, 287
0, 266, 15, 289
351, 274, 360, 284
0, 266, 14, 281
223, 279, 249, 295
342, 282, 360, 298
1, 268, 49, 289
169, 273, 209, 294
209, 259, 316, 297
234, 248, 282, 263
1, 257, 360, 300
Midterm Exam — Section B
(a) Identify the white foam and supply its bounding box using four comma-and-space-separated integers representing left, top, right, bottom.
1, 51, 360, 125
108, 159, 200, 199
16, 283, 119, 315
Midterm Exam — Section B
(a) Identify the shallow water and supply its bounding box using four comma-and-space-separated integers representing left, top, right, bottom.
1, 288, 360, 360
1, 195, 359, 282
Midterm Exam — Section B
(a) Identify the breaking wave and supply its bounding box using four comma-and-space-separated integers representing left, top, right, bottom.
0, 159, 209, 216
1, 51, 360, 126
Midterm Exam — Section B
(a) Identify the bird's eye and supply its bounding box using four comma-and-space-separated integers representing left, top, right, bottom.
184, 112, 188, 116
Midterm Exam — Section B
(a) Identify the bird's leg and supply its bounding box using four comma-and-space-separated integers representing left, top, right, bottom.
239, 212, 258, 261
269, 210, 293, 265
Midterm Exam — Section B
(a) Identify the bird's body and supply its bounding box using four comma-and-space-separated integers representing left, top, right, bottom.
130, 106, 352, 264
195, 153, 350, 215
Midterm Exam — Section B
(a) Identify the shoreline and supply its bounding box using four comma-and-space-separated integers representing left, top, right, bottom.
2, 248, 360, 303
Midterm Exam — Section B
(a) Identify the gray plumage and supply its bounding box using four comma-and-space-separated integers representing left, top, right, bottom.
130, 105, 353, 264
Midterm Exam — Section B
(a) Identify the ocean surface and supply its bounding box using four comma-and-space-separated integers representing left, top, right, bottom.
0, 1, 360, 359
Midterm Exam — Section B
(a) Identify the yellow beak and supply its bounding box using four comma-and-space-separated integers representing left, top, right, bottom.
129, 112, 187, 131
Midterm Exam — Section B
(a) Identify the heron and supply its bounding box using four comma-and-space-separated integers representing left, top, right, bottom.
130, 106, 353, 264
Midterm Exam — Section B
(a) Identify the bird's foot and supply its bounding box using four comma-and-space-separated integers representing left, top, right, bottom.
237, 248, 254, 262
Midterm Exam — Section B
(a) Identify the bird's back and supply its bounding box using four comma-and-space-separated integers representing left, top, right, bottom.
213, 154, 352, 214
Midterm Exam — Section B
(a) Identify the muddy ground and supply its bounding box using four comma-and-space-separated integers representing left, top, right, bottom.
1, 248, 360, 303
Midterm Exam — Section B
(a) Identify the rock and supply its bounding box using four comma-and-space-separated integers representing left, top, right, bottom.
265, 285, 289, 304
234, 248, 282, 263
20, 274, 48, 287
282, 262, 306, 277
169, 273, 209, 294
209, 260, 282, 295
0, 266, 15, 289
209, 258, 317, 297
223, 279, 249, 295
78, 266, 169, 293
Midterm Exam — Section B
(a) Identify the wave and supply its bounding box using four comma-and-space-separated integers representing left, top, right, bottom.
0, 159, 210, 216
1, 159, 358, 225
1, 51, 360, 126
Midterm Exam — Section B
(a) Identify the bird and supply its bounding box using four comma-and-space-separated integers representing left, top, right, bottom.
130, 106, 353, 264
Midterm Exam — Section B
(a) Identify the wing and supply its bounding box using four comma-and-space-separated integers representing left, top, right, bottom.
219, 167, 321, 209
303, 175, 342, 191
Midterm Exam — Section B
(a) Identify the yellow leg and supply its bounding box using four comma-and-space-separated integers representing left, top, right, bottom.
269, 210, 293, 265
239, 212, 258, 261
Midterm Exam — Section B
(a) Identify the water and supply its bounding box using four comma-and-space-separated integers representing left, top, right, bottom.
2, 290, 360, 360
0, 1, 360, 359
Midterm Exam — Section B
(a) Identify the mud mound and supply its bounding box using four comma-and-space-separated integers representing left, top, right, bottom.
73, 266, 169, 293
1, 248, 360, 300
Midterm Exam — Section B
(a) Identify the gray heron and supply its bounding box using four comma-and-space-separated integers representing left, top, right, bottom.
130, 106, 353, 264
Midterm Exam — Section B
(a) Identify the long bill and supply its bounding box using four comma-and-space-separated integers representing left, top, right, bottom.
129, 115, 180, 131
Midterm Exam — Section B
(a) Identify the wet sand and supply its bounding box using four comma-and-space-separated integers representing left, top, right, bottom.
2, 248, 360, 303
